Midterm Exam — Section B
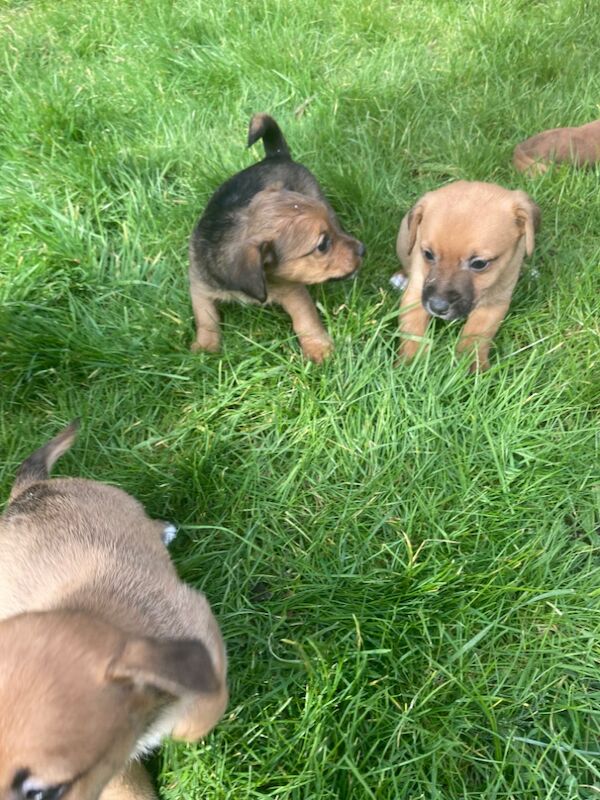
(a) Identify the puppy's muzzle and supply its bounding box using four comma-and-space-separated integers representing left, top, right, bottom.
330, 238, 365, 282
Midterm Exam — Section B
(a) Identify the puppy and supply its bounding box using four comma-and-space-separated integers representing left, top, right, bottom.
189, 113, 366, 363
514, 120, 600, 175
393, 181, 540, 371
0, 423, 227, 800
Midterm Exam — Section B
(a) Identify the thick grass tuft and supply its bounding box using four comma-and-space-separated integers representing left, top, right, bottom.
0, 0, 599, 797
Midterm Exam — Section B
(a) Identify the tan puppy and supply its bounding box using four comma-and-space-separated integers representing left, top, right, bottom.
0, 423, 227, 800
393, 181, 540, 371
514, 120, 600, 175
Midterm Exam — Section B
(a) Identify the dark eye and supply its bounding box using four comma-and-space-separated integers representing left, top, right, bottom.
316, 234, 331, 254
469, 258, 489, 272
422, 248, 435, 262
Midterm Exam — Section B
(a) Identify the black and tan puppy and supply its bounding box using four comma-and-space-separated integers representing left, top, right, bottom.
392, 181, 540, 371
189, 113, 365, 363
0, 423, 227, 800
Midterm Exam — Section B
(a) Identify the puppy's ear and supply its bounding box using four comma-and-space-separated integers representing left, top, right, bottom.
222, 241, 276, 303
513, 193, 541, 257
107, 637, 220, 698
11, 420, 79, 501
407, 203, 425, 254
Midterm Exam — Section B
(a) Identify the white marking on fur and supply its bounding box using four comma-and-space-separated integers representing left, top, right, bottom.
389, 273, 409, 291
131, 704, 183, 758
22, 777, 49, 796
161, 523, 178, 546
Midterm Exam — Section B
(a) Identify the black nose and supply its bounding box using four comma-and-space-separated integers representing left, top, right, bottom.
428, 296, 450, 315
357, 242, 367, 258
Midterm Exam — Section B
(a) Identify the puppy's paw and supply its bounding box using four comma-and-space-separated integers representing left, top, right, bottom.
191, 330, 221, 354
396, 339, 423, 365
161, 523, 178, 546
389, 272, 409, 292
300, 336, 334, 364
467, 357, 490, 374
523, 160, 549, 177
457, 341, 491, 374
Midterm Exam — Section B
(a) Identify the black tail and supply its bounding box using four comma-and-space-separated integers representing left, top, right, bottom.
247, 113, 291, 159
10, 420, 80, 501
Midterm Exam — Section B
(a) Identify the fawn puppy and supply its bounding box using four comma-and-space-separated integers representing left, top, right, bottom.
0, 423, 227, 800
393, 181, 540, 371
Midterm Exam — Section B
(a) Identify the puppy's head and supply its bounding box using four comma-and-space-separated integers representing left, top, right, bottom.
225, 188, 365, 301
0, 612, 221, 800
406, 181, 540, 320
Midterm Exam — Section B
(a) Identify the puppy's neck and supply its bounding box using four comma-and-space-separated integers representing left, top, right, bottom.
58, 582, 182, 640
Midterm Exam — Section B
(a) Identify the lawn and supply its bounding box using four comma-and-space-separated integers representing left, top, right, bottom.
0, 0, 599, 797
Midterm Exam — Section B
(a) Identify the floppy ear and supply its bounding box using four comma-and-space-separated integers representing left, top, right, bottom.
107, 637, 220, 698
513, 193, 541, 257
221, 241, 276, 303
406, 203, 425, 254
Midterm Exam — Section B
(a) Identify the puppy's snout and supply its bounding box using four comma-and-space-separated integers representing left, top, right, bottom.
356, 241, 367, 259
423, 284, 473, 320
427, 296, 450, 316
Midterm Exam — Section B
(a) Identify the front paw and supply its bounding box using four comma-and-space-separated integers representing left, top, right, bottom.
396, 338, 424, 365
300, 336, 334, 364
389, 271, 409, 292
161, 523, 178, 546
468, 356, 490, 374
457, 341, 491, 374
191, 329, 221, 354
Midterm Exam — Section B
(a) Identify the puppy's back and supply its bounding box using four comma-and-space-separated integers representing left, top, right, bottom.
0, 478, 173, 620
0, 429, 215, 648
192, 114, 326, 255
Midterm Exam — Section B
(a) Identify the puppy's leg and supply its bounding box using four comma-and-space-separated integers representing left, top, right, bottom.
189, 277, 221, 353
270, 284, 333, 364
456, 302, 510, 372
100, 763, 157, 800
397, 277, 431, 362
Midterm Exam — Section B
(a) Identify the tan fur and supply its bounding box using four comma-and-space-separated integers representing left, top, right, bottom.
190, 187, 363, 364
393, 181, 540, 371
0, 426, 227, 800
513, 120, 600, 175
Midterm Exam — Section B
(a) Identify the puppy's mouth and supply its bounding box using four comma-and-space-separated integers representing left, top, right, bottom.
329, 267, 360, 282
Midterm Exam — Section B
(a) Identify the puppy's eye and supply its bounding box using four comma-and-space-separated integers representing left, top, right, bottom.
469, 258, 489, 272
316, 234, 331, 254
422, 248, 435, 262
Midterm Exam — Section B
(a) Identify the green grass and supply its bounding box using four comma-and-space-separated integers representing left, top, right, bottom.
1, 0, 599, 797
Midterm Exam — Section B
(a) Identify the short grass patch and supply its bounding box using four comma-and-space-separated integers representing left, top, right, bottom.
0, 0, 599, 797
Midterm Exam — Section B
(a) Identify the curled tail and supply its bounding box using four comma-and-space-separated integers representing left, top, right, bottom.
247, 113, 291, 159
10, 420, 79, 501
